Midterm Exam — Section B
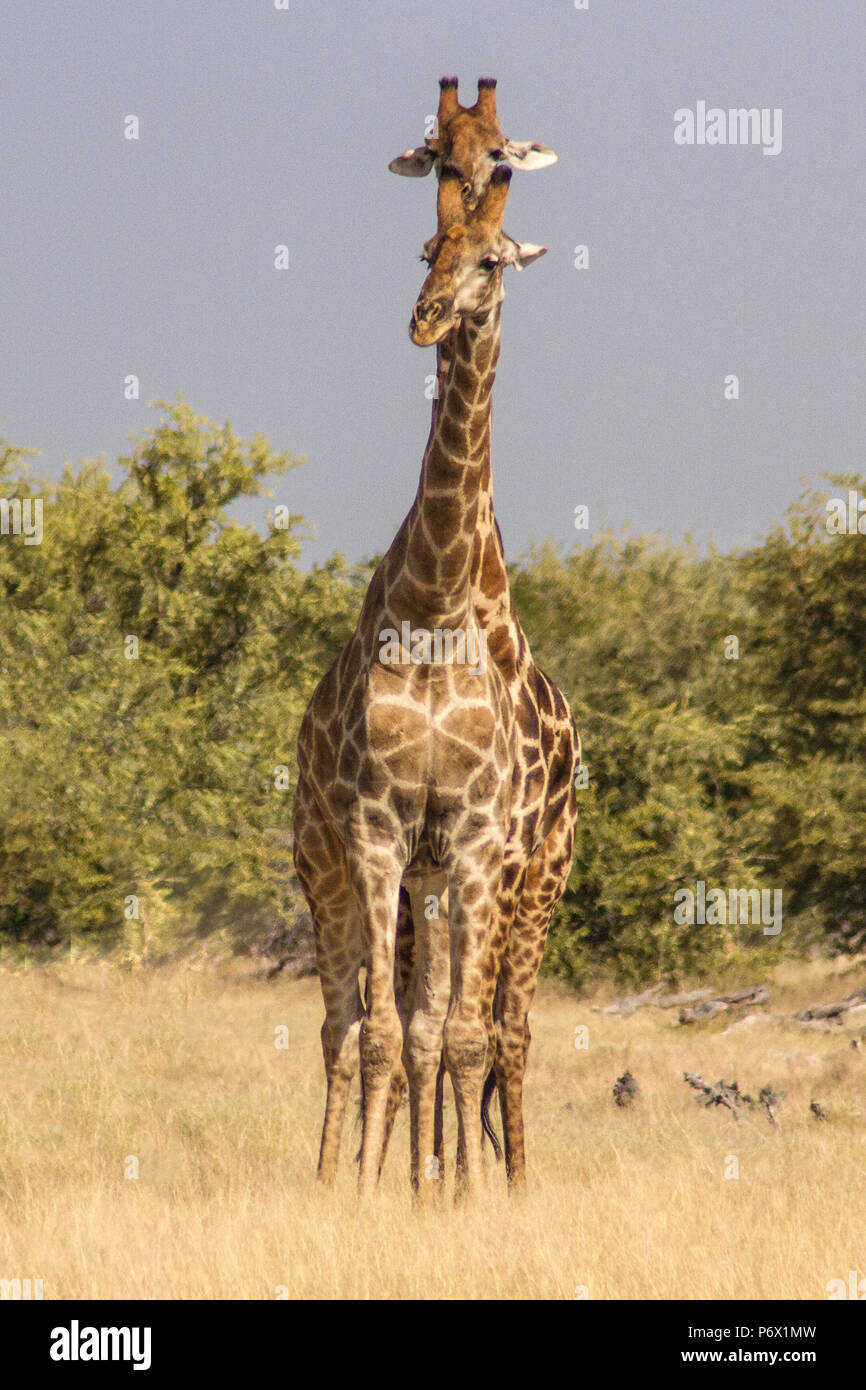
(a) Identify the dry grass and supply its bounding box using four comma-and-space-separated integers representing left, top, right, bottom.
0, 953, 864, 1299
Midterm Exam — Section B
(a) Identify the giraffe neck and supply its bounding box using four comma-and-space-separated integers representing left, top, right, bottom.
430, 316, 530, 686
383, 302, 502, 629
433, 319, 519, 637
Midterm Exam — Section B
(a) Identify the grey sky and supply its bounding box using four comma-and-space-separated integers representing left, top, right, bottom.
3, 1, 864, 567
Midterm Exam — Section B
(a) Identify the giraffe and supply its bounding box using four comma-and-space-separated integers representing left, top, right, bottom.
392, 77, 558, 416
293, 165, 548, 1198
390, 77, 580, 1189
389, 74, 558, 202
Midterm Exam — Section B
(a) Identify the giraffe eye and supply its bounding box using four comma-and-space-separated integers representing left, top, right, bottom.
479, 256, 500, 272
490, 148, 505, 160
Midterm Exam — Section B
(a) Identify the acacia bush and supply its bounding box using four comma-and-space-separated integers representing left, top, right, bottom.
1, 405, 862, 983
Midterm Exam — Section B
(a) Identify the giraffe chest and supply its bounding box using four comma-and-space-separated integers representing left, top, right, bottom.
355, 668, 509, 783
316, 661, 514, 836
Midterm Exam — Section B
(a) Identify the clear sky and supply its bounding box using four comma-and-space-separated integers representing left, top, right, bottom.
3, 1, 863, 566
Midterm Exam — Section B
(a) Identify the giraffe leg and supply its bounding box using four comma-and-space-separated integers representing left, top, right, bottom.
494, 811, 576, 1189
293, 777, 362, 1187
317, 971, 363, 1185
404, 878, 450, 1200
376, 1072, 406, 1179
347, 846, 406, 1200
433, 1062, 446, 1187
443, 844, 505, 1201
375, 887, 415, 1179
473, 855, 524, 1171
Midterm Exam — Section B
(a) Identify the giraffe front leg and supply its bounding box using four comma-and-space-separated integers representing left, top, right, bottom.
405, 880, 450, 1201
443, 848, 504, 1201
316, 976, 364, 1186
377, 1069, 407, 1179
349, 851, 405, 1200
293, 781, 362, 1188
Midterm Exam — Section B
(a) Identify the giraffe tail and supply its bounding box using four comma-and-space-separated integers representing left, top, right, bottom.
481, 1069, 503, 1161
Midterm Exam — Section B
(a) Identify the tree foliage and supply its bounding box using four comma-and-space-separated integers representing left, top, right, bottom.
514, 485, 866, 984
1, 406, 862, 983
0, 400, 369, 959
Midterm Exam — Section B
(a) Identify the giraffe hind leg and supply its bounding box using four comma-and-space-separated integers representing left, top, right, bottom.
481, 1066, 503, 1161
494, 809, 576, 1189
376, 886, 415, 1178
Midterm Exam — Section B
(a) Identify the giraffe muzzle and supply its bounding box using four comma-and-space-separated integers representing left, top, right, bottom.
410, 298, 452, 346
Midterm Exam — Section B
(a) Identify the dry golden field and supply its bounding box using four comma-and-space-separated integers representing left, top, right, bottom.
1, 953, 864, 1300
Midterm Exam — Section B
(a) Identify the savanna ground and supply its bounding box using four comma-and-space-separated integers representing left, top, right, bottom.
1, 953, 864, 1300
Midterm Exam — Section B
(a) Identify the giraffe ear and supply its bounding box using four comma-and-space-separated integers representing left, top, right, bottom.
503, 139, 558, 172
501, 236, 547, 270
389, 146, 435, 177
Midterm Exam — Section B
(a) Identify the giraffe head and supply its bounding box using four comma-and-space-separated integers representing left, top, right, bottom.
409, 164, 546, 347
390, 76, 557, 210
